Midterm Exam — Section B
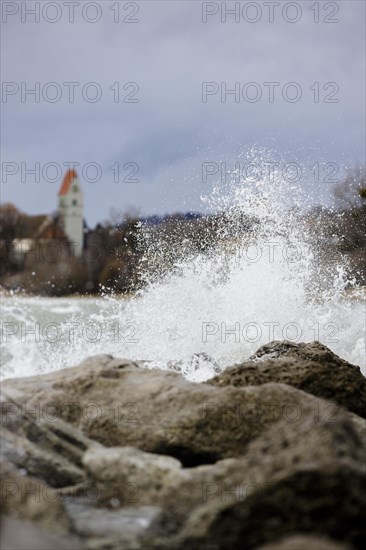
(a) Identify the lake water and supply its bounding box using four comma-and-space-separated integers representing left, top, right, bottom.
2, 152, 364, 381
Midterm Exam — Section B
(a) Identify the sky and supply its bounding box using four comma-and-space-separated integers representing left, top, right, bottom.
1, 0, 365, 227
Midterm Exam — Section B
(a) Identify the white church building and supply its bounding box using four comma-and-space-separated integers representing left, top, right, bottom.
58, 169, 84, 256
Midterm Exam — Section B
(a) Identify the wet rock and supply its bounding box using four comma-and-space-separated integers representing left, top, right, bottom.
0, 427, 84, 488
254, 534, 352, 550
1, 391, 105, 466
167, 353, 221, 378
82, 446, 187, 506
0, 456, 72, 534
64, 501, 160, 548
145, 407, 366, 550
210, 341, 366, 417
0, 516, 83, 550
2, 357, 355, 466
1, 344, 365, 550
250, 341, 355, 365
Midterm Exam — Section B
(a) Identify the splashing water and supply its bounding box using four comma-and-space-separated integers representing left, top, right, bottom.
1, 151, 365, 380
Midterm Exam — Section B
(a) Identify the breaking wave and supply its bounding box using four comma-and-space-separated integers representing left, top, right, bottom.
1, 150, 365, 380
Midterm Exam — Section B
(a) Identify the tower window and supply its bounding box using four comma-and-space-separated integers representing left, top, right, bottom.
72, 200, 77, 206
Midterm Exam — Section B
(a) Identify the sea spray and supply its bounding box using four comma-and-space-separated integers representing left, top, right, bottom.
1, 150, 364, 380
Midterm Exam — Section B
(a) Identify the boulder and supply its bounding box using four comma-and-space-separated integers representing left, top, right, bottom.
0, 427, 84, 488
0, 456, 72, 534
1, 345, 365, 550
63, 501, 160, 549
2, 355, 357, 466
144, 407, 366, 549
254, 534, 352, 550
250, 341, 356, 364
0, 516, 83, 550
209, 341, 366, 417
82, 446, 187, 506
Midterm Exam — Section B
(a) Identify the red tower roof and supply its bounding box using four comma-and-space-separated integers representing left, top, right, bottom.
58, 169, 78, 196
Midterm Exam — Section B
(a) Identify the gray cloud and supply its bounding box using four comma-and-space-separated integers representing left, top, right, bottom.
1, 0, 365, 225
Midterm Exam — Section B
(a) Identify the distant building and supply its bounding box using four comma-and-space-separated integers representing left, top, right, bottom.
9, 213, 67, 266
58, 170, 84, 256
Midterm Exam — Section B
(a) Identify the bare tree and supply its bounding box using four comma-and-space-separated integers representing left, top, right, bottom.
332, 166, 366, 210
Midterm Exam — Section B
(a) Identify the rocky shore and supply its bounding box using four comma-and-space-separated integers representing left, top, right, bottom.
1, 341, 365, 549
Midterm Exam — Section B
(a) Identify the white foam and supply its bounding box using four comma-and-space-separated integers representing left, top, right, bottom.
1, 151, 365, 380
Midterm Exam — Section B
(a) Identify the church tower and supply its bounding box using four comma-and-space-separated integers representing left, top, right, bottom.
58, 169, 84, 256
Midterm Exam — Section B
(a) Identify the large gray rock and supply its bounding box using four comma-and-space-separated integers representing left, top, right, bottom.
2, 355, 352, 465
0, 427, 85, 488
82, 446, 187, 506
0, 456, 72, 534
254, 534, 351, 550
0, 516, 83, 550
210, 341, 366, 417
144, 407, 366, 549
1, 346, 365, 550
63, 501, 160, 549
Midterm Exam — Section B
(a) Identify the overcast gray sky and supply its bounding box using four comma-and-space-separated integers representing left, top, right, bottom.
1, 0, 365, 226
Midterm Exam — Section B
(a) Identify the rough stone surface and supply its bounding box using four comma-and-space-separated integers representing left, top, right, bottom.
1, 427, 85, 488
209, 340, 366, 417
2, 357, 350, 465
0, 516, 83, 550
144, 407, 365, 549
0, 456, 72, 534
82, 446, 187, 505
254, 534, 352, 550
1, 343, 365, 550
